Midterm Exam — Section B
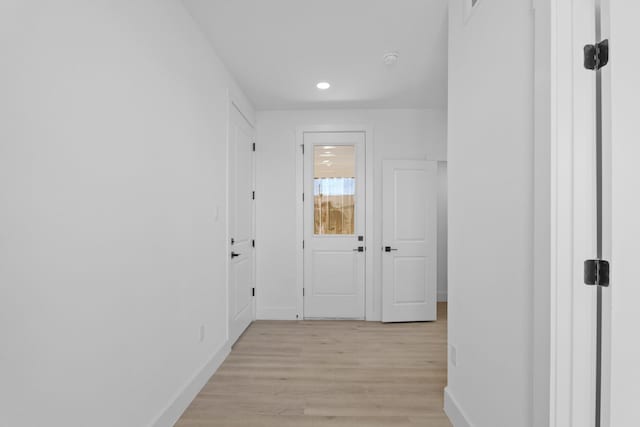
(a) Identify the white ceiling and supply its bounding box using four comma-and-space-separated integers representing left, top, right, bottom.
182, 0, 448, 110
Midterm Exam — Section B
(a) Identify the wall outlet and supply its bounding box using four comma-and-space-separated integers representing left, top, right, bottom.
199, 324, 205, 343
450, 344, 457, 367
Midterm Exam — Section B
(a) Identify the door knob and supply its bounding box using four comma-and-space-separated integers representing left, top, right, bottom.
231, 252, 241, 258
384, 246, 398, 252
353, 246, 364, 252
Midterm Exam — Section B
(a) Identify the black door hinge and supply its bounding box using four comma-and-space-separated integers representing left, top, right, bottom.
252, 191, 255, 200
252, 239, 255, 248
302, 193, 304, 201
303, 288, 305, 296
301, 144, 304, 154
252, 142, 256, 152
584, 39, 609, 70
252, 287, 255, 297
584, 259, 610, 287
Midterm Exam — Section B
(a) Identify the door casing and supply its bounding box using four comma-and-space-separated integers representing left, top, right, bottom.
534, 0, 603, 425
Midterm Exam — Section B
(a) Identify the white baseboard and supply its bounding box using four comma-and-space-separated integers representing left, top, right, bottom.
150, 342, 231, 427
438, 291, 448, 302
444, 387, 474, 427
256, 307, 299, 320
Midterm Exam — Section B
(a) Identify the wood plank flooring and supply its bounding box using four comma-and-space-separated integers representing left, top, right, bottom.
176, 303, 451, 427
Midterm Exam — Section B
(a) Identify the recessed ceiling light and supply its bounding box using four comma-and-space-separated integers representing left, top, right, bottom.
316, 82, 331, 90
322, 146, 336, 149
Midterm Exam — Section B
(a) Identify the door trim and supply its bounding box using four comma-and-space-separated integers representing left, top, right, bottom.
534, 0, 601, 425
295, 125, 374, 320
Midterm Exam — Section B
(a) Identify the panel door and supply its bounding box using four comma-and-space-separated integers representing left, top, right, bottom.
228, 105, 255, 345
303, 132, 365, 319
382, 160, 437, 322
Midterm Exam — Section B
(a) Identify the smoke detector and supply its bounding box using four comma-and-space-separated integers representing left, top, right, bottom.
383, 51, 399, 66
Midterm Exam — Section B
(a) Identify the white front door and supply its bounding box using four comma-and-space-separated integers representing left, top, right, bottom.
228, 105, 255, 345
303, 132, 365, 319
382, 160, 437, 322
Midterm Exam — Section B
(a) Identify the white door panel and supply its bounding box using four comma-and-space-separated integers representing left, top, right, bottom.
228, 105, 254, 345
311, 250, 358, 296
393, 257, 428, 303
382, 160, 437, 322
303, 132, 365, 319
394, 170, 428, 241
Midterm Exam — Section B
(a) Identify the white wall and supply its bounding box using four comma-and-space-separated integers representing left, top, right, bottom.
0, 2, 253, 426
445, 0, 535, 426
255, 109, 447, 320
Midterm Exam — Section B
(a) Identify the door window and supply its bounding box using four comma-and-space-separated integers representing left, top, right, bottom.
313, 145, 356, 235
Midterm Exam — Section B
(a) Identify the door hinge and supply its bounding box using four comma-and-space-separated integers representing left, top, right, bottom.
252, 191, 255, 200
252, 142, 256, 152
302, 288, 305, 296
302, 192, 304, 201
584, 39, 609, 70
302, 240, 305, 249
252, 239, 255, 248
584, 259, 610, 287
252, 287, 255, 297
301, 144, 304, 154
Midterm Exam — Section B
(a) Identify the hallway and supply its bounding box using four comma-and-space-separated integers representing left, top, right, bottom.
176, 303, 451, 427
7, 1, 618, 426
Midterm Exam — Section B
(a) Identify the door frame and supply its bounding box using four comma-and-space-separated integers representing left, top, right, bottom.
535, 0, 577, 425
295, 125, 374, 320
535, 0, 602, 425
226, 97, 256, 343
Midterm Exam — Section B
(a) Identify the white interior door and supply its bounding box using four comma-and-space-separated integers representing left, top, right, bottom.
602, 2, 640, 426
303, 132, 365, 319
228, 105, 255, 345
382, 160, 437, 323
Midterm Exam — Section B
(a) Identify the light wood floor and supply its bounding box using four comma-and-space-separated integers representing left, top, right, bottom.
176, 303, 451, 427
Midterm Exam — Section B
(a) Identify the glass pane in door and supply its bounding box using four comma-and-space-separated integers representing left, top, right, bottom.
313, 145, 356, 235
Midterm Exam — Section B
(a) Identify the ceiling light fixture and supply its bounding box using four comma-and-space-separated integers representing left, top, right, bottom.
316, 82, 331, 90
